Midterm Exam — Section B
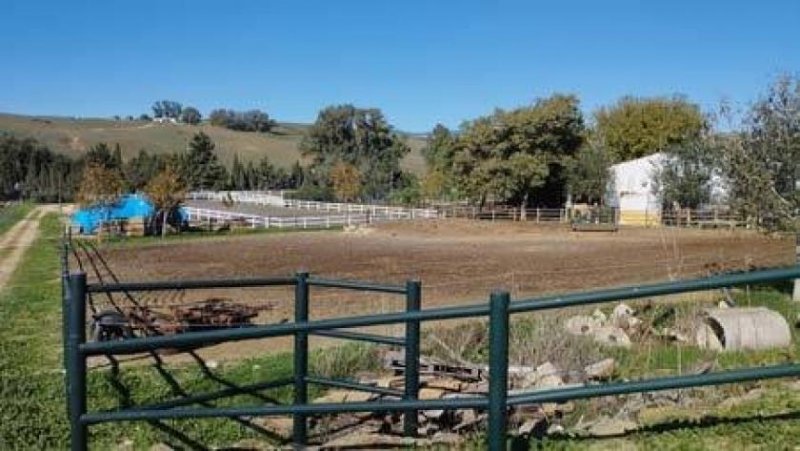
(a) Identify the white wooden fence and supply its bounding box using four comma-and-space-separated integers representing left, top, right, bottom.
187, 191, 440, 220
182, 206, 377, 230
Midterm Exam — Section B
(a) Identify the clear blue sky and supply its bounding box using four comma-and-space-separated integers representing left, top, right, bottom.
1, 0, 798, 132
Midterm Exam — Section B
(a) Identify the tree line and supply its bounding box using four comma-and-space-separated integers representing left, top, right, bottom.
0, 132, 302, 204
143, 100, 276, 133
417, 75, 799, 231
3, 75, 798, 232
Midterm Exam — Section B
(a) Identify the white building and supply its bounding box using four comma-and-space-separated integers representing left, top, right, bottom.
605, 152, 666, 226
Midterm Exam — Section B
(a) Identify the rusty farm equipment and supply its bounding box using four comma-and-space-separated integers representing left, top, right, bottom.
89, 298, 272, 343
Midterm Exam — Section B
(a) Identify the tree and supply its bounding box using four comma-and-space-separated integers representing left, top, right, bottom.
76, 163, 124, 206
452, 94, 585, 212
655, 139, 716, 209
422, 124, 457, 170
208, 109, 275, 132
0, 135, 80, 202
717, 75, 800, 231
180, 106, 202, 125
229, 154, 249, 189
565, 144, 612, 205
85, 143, 121, 170
594, 96, 707, 162
124, 149, 166, 191
181, 132, 227, 190
151, 100, 183, 119
330, 162, 362, 202
300, 105, 409, 200
144, 165, 186, 238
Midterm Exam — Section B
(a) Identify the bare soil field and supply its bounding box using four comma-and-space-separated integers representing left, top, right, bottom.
83, 220, 795, 363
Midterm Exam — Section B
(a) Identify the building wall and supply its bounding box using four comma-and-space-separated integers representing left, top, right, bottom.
606, 153, 665, 226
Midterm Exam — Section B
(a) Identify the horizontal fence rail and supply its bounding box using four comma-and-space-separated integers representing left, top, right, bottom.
63, 255, 800, 450
186, 191, 439, 225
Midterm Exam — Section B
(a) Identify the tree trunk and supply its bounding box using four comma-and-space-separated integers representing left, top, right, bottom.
161, 209, 168, 239
519, 192, 529, 221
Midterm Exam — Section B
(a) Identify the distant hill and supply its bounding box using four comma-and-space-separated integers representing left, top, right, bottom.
0, 113, 427, 174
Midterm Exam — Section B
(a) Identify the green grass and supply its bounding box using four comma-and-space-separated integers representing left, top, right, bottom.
0, 202, 33, 236
0, 213, 378, 449
0, 113, 428, 174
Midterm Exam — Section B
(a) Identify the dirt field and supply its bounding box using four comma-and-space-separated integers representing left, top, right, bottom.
83, 220, 795, 363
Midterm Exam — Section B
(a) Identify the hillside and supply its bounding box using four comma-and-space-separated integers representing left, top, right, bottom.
0, 113, 427, 174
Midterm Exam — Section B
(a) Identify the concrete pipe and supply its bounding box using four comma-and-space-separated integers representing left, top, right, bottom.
695, 307, 791, 351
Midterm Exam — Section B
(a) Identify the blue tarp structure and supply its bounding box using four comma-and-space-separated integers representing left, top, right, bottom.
72, 194, 155, 234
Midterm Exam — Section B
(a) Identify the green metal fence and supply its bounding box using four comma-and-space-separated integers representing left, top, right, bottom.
62, 245, 800, 450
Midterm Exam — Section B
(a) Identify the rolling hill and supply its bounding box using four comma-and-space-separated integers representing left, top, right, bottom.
0, 113, 427, 174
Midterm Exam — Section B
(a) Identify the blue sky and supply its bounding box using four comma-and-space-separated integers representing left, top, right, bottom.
1, 0, 798, 132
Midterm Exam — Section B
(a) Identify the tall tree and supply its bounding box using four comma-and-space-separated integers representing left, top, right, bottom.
85, 143, 121, 170
330, 162, 362, 202
180, 106, 202, 125
594, 96, 707, 161
717, 75, 800, 230
181, 132, 227, 190
145, 165, 187, 237
654, 139, 716, 209
565, 143, 612, 205
422, 124, 457, 170
300, 105, 409, 200
76, 164, 124, 206
452, 94, 585, 213
151, 100, 183, 119
124, 149, 166, 191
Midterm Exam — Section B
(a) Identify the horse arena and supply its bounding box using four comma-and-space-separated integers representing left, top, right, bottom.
77, 217, 794, 363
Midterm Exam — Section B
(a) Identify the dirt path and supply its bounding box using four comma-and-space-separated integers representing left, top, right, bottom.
0, 206, 56, 291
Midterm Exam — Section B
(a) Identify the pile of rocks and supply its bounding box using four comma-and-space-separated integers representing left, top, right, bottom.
564, 303, 641, 348
248, 352, 621, 448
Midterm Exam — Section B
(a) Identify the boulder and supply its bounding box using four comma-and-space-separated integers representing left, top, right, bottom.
591, 326, 632, 348
587, 416, 637, 437
584, 358, 616, 380
565, 315, 602, 336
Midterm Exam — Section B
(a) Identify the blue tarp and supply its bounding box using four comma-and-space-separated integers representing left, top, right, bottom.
72, 194, 155, 234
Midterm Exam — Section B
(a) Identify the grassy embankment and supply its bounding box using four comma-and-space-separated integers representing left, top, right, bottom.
0, 214, 376, 450
0, 113, 427, 174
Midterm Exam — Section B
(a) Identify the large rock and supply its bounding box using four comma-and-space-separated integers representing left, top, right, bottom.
587, 416, 638, 437
565, 315, 603, 336
592, 326, 632, 348
584, 358, 616, 380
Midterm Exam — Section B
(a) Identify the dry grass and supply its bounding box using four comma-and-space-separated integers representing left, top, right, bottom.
0, 113, 427, 173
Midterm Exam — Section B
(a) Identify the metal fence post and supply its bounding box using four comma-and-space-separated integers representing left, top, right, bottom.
488, 290, 510, 451
403, 280, 422, 436
293, 271, 310, 446
793, 234, 800, 302
67, 273, 88, 451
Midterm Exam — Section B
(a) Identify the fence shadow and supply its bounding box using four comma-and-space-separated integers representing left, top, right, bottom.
516, 409, 800, 449
75, 240, 291, 447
